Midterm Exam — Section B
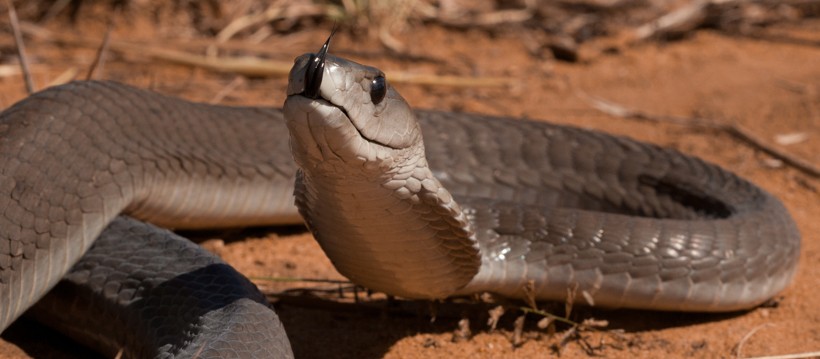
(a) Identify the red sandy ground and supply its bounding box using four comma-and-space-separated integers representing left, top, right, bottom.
0, 12, 818, 359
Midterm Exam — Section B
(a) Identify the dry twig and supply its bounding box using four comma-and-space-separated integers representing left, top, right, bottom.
7, 1, 34, 93
0, 64, 22, 78
581, 92, 820, 178
86, 16, 116, 80
732, 322, 820, 359
216, 2, 328, 44
209, 76, 246, 104
742, 351, 820, 359
46, 67, 79, 87
734, 323, 776, 358
21, 22, 511, 88
632, 0, 708, 41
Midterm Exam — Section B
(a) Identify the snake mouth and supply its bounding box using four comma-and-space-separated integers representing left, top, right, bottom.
316, 98, 403, 152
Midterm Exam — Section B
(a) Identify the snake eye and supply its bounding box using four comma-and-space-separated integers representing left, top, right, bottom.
370, 76, 387, 105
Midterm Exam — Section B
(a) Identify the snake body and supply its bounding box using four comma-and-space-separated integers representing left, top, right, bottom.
282, 47, 799, 313
0, 45, 800, 356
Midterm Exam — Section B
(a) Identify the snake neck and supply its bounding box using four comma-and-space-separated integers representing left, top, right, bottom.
293, 144, 481, 299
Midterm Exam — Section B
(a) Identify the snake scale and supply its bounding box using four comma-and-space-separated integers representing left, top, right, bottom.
0, 37, 800, 358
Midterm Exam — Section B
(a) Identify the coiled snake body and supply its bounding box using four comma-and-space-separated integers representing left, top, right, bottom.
0, 40, 800, 357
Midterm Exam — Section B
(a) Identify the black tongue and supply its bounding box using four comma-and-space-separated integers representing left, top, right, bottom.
303, 31, 334, 99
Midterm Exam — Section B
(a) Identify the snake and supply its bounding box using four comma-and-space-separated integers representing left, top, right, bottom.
0, 35, 800, 358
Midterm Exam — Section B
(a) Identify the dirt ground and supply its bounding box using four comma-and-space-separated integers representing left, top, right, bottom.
0, 4, 818, 359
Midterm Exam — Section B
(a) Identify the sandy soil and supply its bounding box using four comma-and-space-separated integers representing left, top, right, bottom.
0, 8, 818, 359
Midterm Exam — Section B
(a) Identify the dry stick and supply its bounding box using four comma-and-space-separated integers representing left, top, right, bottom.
742, 351, 820, 359
209, 76, 246, 104
734, 323, 776, 358
630, 0, 820, 45
6, 1, 35, 94
20, 22, 295, 76
632, 0, 708, 41
86, 17, 116, 80
125, 45, 509, 87
21, 22, 512, 88
46, 67, 79, 87
0, 64, 21, 78
732, 323, 820, 359
206, 2, 327, 57
216, 2, 329, 44
435, 8, 534, 28
22, 21, 295, 76
581, 93, 820, 178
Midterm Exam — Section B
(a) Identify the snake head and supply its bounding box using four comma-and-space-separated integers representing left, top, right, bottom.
283, 34, 423, 176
